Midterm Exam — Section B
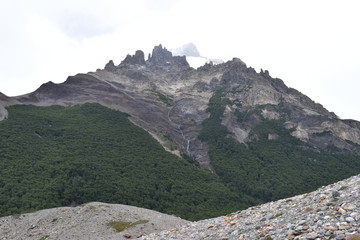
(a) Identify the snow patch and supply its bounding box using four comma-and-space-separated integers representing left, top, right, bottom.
170, 43, 223, 69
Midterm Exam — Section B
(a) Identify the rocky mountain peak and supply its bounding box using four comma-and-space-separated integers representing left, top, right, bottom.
103, 45, 190, 71
121, 50, 146, 66
104, 60, 116, 71
147, 44, 189, 68
148, 44, 171, 63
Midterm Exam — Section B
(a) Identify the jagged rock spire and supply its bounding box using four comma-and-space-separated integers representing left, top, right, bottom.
105, 45, 190, 70
121, 50, 146, 65
104, 60, 116, 71
147, 44, 190, 68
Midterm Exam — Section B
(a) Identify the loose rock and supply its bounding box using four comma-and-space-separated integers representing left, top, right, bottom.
142, 175, 360, 240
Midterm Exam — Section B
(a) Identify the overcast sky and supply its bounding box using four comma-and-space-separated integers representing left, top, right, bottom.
0, 0, 359, 120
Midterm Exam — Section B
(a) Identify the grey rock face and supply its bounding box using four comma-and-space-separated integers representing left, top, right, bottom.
104, 60, 116, 71
148, 44, 189, 68
121, 50, 146, 66
148, 44, 172, 66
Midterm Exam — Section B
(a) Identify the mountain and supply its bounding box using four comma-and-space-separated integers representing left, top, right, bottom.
1, 44, 360, 221
11, 44, 360, 163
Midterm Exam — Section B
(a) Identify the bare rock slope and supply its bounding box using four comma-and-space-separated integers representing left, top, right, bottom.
0, 202, 189, 240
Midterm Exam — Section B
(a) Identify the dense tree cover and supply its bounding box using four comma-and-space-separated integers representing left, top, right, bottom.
0, 103, 246, 220
199, 90, 360, 203
2, 98, 359, 221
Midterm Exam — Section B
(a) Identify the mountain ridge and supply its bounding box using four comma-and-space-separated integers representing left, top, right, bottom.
1, 44, 360, 228
1, 44, 359, 171
6, 45, 357, 158
1, 43, 360, 176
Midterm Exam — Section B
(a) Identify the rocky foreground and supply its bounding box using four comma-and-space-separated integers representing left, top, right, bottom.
142, 175, 360, 240
0, 202, 188, 240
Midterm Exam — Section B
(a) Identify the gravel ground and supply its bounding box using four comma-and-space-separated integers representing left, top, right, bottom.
142, 174, 360, 240
0, 202, 189, 240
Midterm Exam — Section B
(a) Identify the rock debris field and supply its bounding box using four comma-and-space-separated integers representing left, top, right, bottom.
0, 202, 188, 240
142, 174, 360, 240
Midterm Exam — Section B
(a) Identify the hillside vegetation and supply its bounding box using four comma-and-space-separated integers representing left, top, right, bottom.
1, 99, 360, 221
0, 103, 247, 220
199, 89, 360, 202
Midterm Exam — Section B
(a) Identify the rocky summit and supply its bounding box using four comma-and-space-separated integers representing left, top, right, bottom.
142, 174, 360, 240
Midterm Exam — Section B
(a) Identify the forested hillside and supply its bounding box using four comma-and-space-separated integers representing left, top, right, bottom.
0, 103, 249, 220
199, 89, 360, 202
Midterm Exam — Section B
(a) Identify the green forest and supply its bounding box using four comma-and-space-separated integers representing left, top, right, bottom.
0, 103, 247, 220
1, 98, 360, 221
199, 89, 360, 202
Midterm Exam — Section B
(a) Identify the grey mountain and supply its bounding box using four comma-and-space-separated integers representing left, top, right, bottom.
1, 44, 360, 240
1, 44, 359, 167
